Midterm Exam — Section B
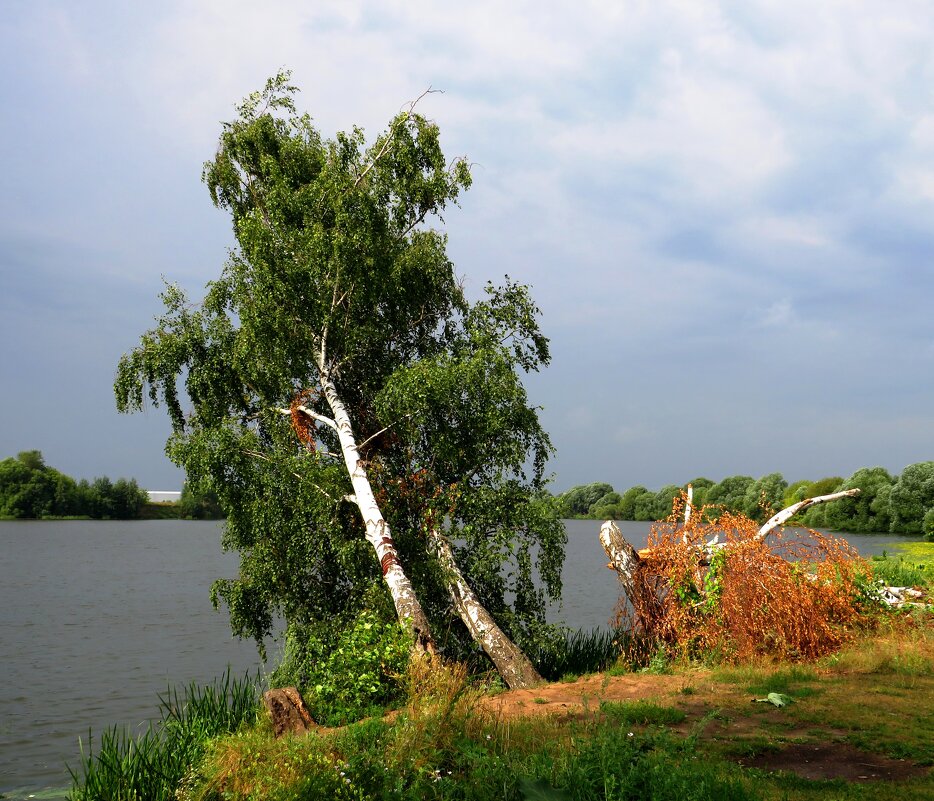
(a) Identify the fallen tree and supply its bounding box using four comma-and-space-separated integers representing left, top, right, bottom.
598, 489, 910, 661
115, 73, 561, 688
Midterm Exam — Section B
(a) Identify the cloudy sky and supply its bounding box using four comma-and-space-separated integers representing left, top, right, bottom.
2, 1, 933, 492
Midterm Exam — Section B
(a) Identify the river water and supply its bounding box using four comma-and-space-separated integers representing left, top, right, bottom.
0, 519, 920, 798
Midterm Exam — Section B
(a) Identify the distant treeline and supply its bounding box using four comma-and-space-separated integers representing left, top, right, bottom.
0, 450, 149, 519
556, 462, 934, 540
0, 450, 223, 520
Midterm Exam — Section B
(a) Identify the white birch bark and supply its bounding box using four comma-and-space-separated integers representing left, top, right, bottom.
316, 371, 435, 654
600, 520, 642, 597
756, 489, 861, 542
426, 527, 544, 689
682, 484, 694, 544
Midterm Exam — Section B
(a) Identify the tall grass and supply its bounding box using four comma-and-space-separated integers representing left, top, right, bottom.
190, 659, 753, 801
532, 627, 621, 680
68, 668, 260, 801
870, 555, 930, 588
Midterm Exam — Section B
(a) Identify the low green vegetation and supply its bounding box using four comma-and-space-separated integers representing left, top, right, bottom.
68, 670, 260, 801
69, 621, 934, 801
558, 461, 934, 539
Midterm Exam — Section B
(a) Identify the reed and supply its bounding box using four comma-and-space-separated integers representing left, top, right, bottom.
68, 668, 260, 801
533, 627, 621, 680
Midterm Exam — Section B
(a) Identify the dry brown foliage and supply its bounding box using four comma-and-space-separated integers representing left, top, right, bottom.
617, 496, 878, 664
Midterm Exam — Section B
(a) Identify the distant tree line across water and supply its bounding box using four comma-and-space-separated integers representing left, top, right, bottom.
555, 461, 934, 541
0, 450, 222, 520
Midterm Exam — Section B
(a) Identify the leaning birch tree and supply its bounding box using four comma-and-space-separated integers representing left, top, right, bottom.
115, 73, 562, 686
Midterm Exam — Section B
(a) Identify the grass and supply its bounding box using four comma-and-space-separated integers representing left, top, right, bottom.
532, 627, 622, 681
870, 554, 930, 587
187, 681, 751, 801
68, 669, 260, 801
68, 611, 934, 801
599, 699, 687, 725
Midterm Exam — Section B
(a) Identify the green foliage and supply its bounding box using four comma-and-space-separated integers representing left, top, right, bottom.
115, 71, 565, 674
924, 508, 934, 542
741, 472, 787, 521
618, 485, 649, 520
564, 462, 934, 534
68, 669, 260, 801
179, 481, 224, 519
556, 482, 614, 517
0, 450, 148, 519
705, 475, 755, 515
270, 609, 412, 725
889, 461, 934, 535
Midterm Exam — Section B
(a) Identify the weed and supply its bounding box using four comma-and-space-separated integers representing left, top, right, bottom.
599, 700, 687, 726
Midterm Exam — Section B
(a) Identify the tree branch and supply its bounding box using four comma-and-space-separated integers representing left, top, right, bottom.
277, 405, 339, 432
756, 489, 861, 541
354, 87, 439, 189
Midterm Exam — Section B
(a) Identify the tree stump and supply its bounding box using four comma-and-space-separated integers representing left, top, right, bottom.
263, 687, 315, 738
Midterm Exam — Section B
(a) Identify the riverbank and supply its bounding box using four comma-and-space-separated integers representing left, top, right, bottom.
148, 619, 934, 801
66, 543, 934, 801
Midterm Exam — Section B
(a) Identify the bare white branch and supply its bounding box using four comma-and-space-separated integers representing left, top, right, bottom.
756, 489, 861, 541
276, 405, 339, 432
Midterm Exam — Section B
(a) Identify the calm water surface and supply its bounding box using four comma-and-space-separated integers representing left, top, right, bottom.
0, 520, 269, 799
0, 518, 920, 798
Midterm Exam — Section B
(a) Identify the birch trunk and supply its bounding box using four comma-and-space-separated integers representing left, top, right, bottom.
600, 520, 643, 609
318, 372, 435, 654
756, 489, 861, 542
426, 527, 544, 689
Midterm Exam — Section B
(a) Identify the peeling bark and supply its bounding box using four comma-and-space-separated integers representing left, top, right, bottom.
756, 489, 861, 542
600, 520, 643, 604
316, 372, 435, 654
427, 527, 544, 689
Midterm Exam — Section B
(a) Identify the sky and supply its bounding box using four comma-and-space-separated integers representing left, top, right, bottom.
1, 1, 933, 493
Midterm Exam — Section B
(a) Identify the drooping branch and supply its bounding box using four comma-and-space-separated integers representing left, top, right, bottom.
426, 527, 544, 689
756, 489, 861, 541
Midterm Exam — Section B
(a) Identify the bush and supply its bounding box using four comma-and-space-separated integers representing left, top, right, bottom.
271, 609, 412, 725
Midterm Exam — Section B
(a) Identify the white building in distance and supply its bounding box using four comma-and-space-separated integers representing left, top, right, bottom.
147, 490, 182, 503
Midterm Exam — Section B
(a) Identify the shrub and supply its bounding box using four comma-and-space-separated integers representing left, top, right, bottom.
271, 609, 412, 725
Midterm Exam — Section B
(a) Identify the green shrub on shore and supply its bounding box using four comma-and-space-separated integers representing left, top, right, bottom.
270, 609, 413, 727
